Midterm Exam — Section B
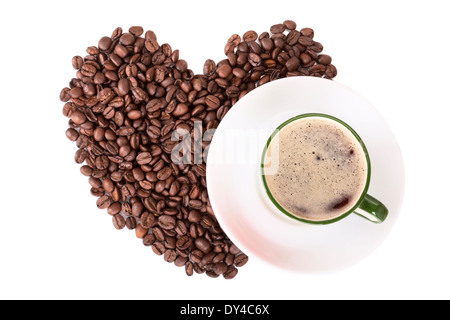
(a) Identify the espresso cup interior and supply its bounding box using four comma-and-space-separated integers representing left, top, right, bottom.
261, 114, 370, 224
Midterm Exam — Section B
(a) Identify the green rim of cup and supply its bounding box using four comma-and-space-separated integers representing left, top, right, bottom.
260, 113, 372, 225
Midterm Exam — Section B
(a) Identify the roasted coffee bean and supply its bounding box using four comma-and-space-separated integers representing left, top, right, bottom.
176, 235, 192, 250
131, 201, 144, 217
72, 56, 84, 70
129, 26, 144, 37
318, 54, 332, 65
140, 211, 156, 228
126, 216, 137, 230
174, 255, 188, 267
136, 152, 152, 165
325, 64, 338, 78
117, 79, 130, 96
283, 20, 297, 30
61, 22, 337, 279
142, 233, 155, 246
97, 195, 112, 209
98, 36, 112, 51
223, 266, 238, 279
98, 88, 115, 104
248, 53, 261, 67
112, 214, 126, 230
216, 64, 232, 78
234, 253, 249, 267
74, 149, 87, 164
156, 166, 172, 180
164, 249, 177, 263
152, 227, 165, 242
81, 64, 96, 77
195, 237, 212, 254
300, 27, 314, 38
243, 30, 258, 42
158, 215, 176, 230
270, 23, 286, 34
80, 165, 93, 176
152, 242, 165, 255
200, 252, 215, 266
135, 224, 149, 239
107, 202, 122, 216
65, 128, 79, 141
185, 261, 194, 276
286, 56, 300, 71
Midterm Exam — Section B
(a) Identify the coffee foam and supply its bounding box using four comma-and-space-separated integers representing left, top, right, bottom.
264, 117, 367, 221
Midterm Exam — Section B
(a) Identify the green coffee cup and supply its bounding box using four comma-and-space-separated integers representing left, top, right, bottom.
261, 113, 388, 225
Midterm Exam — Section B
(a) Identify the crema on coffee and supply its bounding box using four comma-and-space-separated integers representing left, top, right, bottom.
263, 116, 368, 222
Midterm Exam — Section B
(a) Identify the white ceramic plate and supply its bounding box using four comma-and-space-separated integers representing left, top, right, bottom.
206, 76, 405, 273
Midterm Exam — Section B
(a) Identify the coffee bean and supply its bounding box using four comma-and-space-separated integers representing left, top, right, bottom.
300, 52, 312, 65
140, 211, 156, 229
286, 56, 300, 71
97, 88, 115, 104
158, 215, 176, 230
176, 235, 192, 250
325, 64, 338, 78
283, 20, 297, 30
152, 227, 165, 242
152, 242, 165, 255
205, 95, 220, 109
203, 59, 216, 76
270, 24, 286, 34
195, 237, 212, 254
60, 88, 71, 102
117, 79, 130, 96
300, 27, 315, 38
120, 33, 135, 46
135, 224, 149, 239
107, 202, 121, 216
97, 195, 112, 209
74, 149, 87, 164
318, 54, 332, 65
185, 261, 194, 276
213, 262, 228, 275
174, 256, 188, 267
112, 214, 126, 230
217, 64, 232, 78
136, 152, 152, 165
142, 233, 155, 246
164, 249, 177, 263
65, 128, 79, 141
243, 30, 258, 42
287, 30, 301, 46
223, 266, 238, 280
72, 56, 84, 70
129, 26, 144, 37
131, 201, 144, 217
156, 166, 172, 180
234, 253, 249, 267
81, 64, 97, 77
248, 53, 261, 67
200, 252, 215, 266
298, 36, 314, 46
98, 36, 112, 51
310, 64, 327, 74
80, 165, 93, 176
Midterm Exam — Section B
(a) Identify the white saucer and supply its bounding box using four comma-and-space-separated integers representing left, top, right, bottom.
206, 77, 405, 273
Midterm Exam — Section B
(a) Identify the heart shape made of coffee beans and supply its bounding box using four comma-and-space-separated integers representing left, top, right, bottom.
60, 20, 337, 279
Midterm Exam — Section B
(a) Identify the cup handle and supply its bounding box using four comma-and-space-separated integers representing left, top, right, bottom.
354, 194, 388, 223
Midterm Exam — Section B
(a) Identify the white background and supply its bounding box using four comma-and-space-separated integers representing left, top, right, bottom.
1, 0, 449, 300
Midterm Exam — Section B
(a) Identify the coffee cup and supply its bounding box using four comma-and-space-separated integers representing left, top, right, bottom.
261, 113, 388, 225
